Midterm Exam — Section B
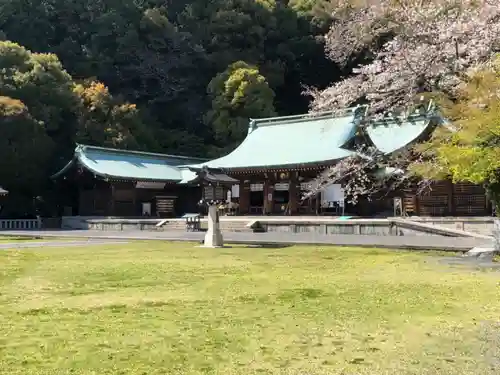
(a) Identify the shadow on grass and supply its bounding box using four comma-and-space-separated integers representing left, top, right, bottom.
240, 243, 292, 249
195, 241, 292, 249
437, 255, 500, 271
0, 236, 44, 242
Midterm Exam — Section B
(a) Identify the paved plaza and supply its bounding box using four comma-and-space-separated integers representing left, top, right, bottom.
0, 229, 493, 251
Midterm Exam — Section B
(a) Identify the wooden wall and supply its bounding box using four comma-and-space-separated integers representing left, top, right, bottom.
403, 181, 490, 216
230, 169, 323, 215
76, 179, 201, 217
78, 180, 111, 216
74, 170, 492, 218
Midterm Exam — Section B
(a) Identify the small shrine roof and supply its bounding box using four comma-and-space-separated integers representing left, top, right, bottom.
52, 144, 207, 182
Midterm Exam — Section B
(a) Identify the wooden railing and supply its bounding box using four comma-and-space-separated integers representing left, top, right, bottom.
0, 218, 42, 230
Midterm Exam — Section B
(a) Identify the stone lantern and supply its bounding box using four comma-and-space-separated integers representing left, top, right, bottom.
189, 166, 238, 248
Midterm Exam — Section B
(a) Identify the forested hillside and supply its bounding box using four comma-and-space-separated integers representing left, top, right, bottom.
0, 0, 343, 213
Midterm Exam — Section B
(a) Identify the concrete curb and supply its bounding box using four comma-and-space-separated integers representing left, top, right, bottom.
0, 231, 488, 252
391, 218, 493, 239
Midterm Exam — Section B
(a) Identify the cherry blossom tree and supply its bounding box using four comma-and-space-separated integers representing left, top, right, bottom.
303, 0, 500, 205
310, 0, 500, 117
302, 142, 436, 204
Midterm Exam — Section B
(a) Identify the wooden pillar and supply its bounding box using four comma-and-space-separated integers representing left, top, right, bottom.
263, 179, 274, 215
411, 195, 419, 216
131, 182, 138, 216
315, 191, 321, 215
447, 179, 454, 216
410, 183, 419, 216
109, 182, 115, 216
239, 180, 250, 214
288, 175, 299, 215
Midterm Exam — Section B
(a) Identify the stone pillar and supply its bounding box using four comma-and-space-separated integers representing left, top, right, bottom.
494, 219, 500, 252
204, 205, 224, 247
239, 180, 250, 214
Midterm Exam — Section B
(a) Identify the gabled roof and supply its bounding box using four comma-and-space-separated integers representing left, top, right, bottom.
195, 108, 363, 170
364, 114, 433, 154
192, 106, 437, 170
52, 144, 207, 182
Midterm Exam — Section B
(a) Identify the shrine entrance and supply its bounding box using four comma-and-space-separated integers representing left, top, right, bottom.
249, 183, 264, 214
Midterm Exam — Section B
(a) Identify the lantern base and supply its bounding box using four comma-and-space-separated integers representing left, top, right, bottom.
203, 204, 224, 248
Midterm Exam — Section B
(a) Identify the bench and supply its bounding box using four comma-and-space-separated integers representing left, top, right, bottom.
182, 213, 201, 232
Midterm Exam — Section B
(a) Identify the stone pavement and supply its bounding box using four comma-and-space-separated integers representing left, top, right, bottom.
0, 229, 494, 251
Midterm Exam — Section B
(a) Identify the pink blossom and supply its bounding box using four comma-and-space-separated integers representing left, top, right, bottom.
311, 0, 500, 116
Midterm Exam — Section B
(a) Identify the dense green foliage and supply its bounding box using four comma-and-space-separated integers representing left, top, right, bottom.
0, 0, 336, 215
412, 58, 500, 214
205, 61, 276, 155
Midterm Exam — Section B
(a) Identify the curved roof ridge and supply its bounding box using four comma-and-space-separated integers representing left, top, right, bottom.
75, 144, 208, 162
251, 106, 365, 128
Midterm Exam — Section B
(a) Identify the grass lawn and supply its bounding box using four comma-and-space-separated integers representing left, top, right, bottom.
0, 236, 74, 243
1, 242, 499, 375
0, 236, 44, 242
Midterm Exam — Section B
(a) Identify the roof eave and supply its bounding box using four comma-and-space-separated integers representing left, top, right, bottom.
50, 156, 78, 180
206, 156, 353, 173
52, 153, 182, 183
366, 117, 434, 155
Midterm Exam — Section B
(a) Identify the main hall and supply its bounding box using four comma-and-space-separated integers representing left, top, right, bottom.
53, 107, 493, 217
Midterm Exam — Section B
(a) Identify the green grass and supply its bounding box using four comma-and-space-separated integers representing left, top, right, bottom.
0, 236, 42, 242
1, 242, 499, 375
0, 236, 73, 243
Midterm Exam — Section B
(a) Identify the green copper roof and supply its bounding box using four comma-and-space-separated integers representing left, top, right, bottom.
197, 109, 362, 170
53, 145, 207, 182
179, 169, 198, 184
51, 108, 439, 184
365, 115, 433, 154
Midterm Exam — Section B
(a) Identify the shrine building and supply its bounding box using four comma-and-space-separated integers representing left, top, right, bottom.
52, 106, 493, 217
